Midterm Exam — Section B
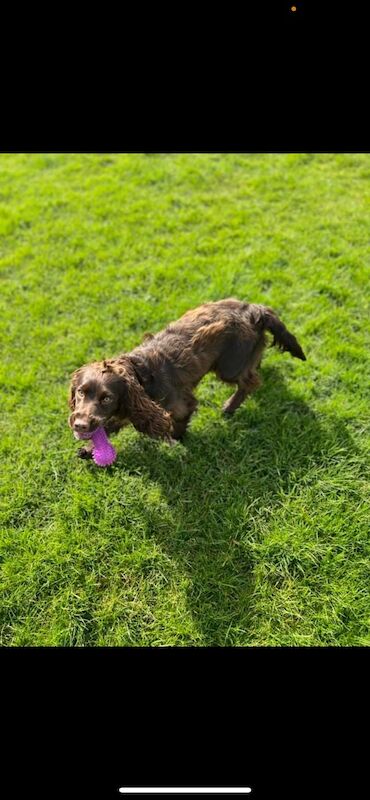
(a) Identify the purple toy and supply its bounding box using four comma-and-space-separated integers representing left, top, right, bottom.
74, 427, 117, 467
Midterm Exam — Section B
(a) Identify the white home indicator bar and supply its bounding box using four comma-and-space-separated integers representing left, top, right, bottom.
119, 790, 252, 795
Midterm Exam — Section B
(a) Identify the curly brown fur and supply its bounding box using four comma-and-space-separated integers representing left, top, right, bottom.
68, 298, 306, 454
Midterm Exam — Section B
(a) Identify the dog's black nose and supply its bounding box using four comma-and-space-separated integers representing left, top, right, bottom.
74, 421, 89, 433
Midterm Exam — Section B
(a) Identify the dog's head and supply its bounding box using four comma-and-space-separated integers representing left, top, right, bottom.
68, 358, 173, 439
68, 360, 127, 434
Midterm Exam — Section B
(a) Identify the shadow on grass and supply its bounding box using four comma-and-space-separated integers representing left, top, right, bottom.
92, 366, 357, 645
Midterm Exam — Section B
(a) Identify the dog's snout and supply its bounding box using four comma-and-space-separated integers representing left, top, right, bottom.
74, 420, 89, 433
72, 409, 100, 434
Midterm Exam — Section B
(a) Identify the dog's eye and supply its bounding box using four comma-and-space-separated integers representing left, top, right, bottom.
101, 396, 112, 404
77, 388, 85, 397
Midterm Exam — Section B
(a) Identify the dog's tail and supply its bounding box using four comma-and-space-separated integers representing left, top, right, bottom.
259, 306, 306, 361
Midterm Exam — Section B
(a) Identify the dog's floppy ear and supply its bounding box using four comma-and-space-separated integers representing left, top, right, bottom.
113, 362, 173, 440
68, 367, 84, 410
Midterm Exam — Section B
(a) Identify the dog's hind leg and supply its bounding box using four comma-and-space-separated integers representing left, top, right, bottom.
221, 336, 265, 415
222, 371, 261, 415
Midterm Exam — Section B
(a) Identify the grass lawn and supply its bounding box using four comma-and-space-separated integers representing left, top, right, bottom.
0, 152, 369, 646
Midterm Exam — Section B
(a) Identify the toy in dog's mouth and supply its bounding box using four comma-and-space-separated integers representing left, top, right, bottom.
72, 426, 117, 467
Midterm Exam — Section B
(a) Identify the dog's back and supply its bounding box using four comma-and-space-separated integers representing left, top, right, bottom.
159, 298, 305, 377
132, 297, 305, 393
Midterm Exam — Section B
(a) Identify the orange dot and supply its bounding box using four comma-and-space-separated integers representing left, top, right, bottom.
291, 5, 297, 10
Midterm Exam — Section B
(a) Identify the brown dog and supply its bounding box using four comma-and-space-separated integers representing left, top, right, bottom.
68, 298, 306, 458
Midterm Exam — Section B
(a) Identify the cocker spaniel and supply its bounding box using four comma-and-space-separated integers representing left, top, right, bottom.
68, 298, 306, 458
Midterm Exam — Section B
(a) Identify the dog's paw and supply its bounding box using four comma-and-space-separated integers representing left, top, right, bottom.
222, 400, 236, 415
77, 446, 94, 459
167, 436, 180, 447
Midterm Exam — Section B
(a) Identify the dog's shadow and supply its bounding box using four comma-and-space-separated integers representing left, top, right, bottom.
103, 366, 357, 645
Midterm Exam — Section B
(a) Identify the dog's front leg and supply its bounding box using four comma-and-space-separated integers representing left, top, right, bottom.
77, 441, 94, 459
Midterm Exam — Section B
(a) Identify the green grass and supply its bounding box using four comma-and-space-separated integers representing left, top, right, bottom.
1, 153, 369, 646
